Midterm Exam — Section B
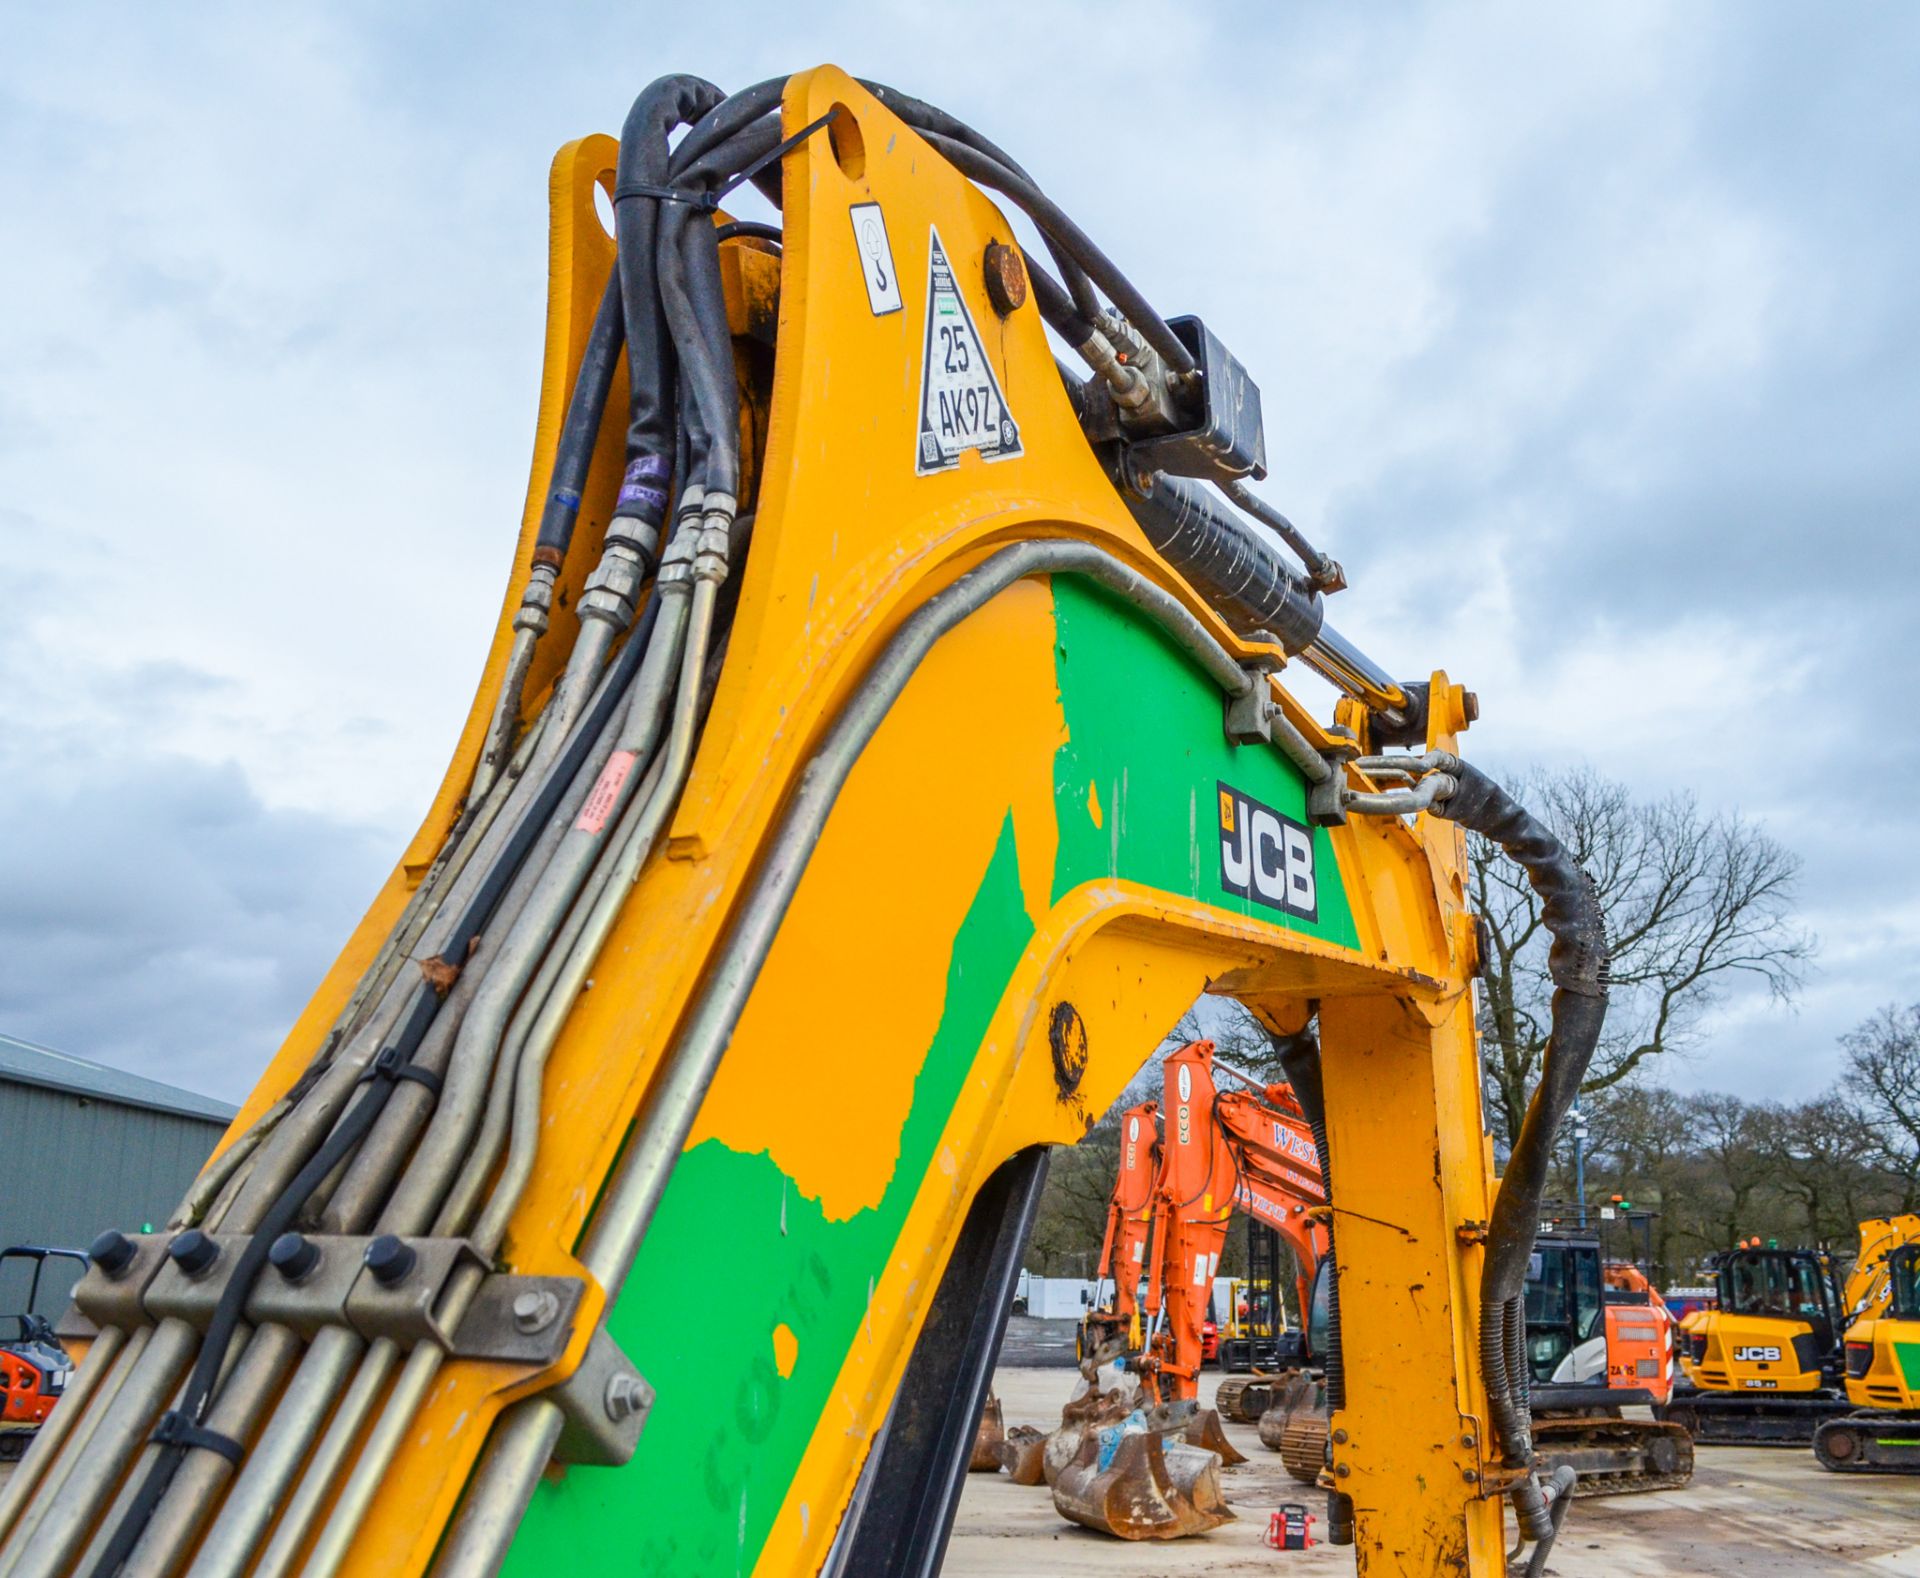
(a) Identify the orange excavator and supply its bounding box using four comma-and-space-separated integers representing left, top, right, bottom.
1141, 1039, 1328, 1404
1080, 1098, 1160, 1360
1051, 1039, 1328, 1539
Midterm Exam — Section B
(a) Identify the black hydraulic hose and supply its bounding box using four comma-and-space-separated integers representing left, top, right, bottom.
916, 131, 1194, 375
856, 80, 1103, 337
613, 76, 727, 520
536, 270, 627, 558
88, 599, 665, 1575
669, 79, 789, 206
714, 220, 782, 246
661, 116, 781, 493
1270, 1027, 1353, 1547
1426, 757, 1607, 1536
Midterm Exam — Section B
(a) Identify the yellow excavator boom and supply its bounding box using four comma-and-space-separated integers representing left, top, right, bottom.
0, 66, 1609, 1577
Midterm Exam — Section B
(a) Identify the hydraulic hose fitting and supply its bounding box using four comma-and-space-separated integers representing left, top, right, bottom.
577, 548, 647, 632
511, 563, 558, 640
1077, 328, 1153, 411
692, 490, 736, 585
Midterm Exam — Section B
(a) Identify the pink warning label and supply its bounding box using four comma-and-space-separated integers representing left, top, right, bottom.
576, 749, 638, 834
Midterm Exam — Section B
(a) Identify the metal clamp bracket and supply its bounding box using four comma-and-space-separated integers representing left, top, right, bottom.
70, 1233, 172, 1332
550, 1325, 653, 1466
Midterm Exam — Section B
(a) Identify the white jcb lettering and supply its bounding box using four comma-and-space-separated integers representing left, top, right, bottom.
1284, 823, 1315, 913
1221, 806, 1251, 887
1250, 808, 1287, 904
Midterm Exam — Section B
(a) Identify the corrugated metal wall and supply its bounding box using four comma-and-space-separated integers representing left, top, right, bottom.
0, 1083, 228, 1317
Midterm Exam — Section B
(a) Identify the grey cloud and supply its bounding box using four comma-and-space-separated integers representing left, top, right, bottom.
0, 0, 1913, 1109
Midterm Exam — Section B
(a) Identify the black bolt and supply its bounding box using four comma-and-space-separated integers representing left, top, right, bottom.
90, 1229, 137, 1279
365, 1235, 416, 1288
169, 1229, 220, 1278
270, 1232, 322, 1285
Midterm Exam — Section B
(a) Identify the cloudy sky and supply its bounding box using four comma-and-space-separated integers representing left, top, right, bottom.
2, 3, 1914, 1105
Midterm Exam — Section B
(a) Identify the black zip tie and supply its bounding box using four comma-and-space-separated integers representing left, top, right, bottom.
151, 1409, 244, 1466
613, 106, 840, 213
359, 1044, 444, 1099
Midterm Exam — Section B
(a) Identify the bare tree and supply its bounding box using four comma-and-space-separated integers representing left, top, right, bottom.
1841, 1003, 1920, 1211
1688, 1092, 1775, 1247
1472, 768, 1813, 1143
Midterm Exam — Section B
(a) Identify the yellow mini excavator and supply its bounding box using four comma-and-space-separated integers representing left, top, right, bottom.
1669, 1218, 1920, 1447
0, 68, 1611, 1577
1815, 1218, 1920, 1472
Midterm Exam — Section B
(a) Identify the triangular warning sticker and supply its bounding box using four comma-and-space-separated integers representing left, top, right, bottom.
915, 226, 1022, 475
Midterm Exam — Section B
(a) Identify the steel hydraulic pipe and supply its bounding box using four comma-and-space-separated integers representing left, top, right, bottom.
249, 1339, 400, 1578
431, 750, 669, 1243
430, 1401, 564, 1578
116, 1324, 304, 1577
188, 1327, 364, 1578
299, 573, 724, 1578
378, 586, 691, 1240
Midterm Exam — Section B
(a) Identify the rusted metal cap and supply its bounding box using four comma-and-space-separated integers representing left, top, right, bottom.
983, 240, 1027, 317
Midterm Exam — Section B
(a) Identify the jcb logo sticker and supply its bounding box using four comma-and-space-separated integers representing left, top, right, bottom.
1733, 1345, 1782, 1362
1218, 782, 1317, 922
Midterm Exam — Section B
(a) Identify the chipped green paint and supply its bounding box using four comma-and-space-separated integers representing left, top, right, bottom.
500, 574, 1363, 1575
1048, 575, 1361, 952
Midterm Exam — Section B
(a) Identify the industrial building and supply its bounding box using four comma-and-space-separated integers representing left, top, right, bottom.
0, 1032, 236, 1318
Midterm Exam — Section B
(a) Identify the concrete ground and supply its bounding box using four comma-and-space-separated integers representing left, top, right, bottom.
951, 1365, 1920, 1577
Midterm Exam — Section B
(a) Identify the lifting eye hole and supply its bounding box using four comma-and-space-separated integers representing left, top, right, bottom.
593, 179, 617, 240
827, 105, 864, 181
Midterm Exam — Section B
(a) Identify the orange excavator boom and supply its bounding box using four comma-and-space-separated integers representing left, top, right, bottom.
1144, 1040, 1327, 1400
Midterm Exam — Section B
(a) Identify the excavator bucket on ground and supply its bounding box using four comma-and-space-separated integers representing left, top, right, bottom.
996, 1425, 1048, 1484
1184, 1406, 1247, 1465
971, 1392, 1006, 1471
1051, 1424, 1233, 1540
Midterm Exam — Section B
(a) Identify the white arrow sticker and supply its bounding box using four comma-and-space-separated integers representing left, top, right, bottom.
915, 226, 1021, 474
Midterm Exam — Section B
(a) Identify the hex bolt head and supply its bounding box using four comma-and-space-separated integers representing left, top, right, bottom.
90, 1229, 137, 1279
512, 1288, 562, 1334
364, 1235, 417, 1288
1461, 1433, 1478, 1450
169, 1229, 220, 1279
1334, 1462, 1351, 1478
604, 1372, 651, 1423
269, 1232, 322, 1285
1331, 1428, 1349, 1445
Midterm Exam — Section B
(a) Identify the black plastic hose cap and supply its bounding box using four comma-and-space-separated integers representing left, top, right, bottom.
270, 1232, 321, 1284
169, 1229, 220, 1278
365, 1234, 416, 1288
90, 1229, 137, 1278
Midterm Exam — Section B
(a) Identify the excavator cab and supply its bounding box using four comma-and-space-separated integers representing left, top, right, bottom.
1525, 1235, 1606, 1390
1720, 1251, 1850, 1366
1667, 1244, 1851, 1443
